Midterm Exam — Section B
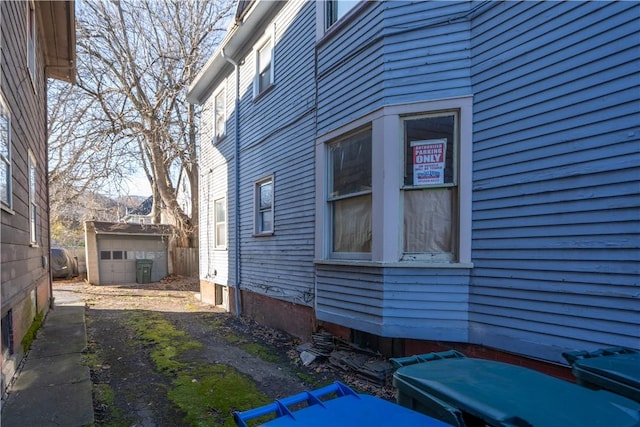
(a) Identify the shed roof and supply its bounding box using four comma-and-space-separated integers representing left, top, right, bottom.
87, 221, 173, 237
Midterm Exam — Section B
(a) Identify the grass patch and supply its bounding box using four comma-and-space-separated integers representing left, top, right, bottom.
170, 365, 271, 427
240, 342, 280, 363
124, 311, 271, 426
21, 310, 44, 353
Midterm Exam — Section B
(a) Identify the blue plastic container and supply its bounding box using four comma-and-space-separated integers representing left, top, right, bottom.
233, 381, 451, 427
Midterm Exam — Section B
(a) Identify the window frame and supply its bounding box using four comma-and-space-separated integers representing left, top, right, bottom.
325, 0, 359, 30
253, 27, 275, 99
315, 97, 473, 266
326, 127, 372, 260
213, 82, 226, 144
0, 93, 12, 211
28, 149, 37, 245
214, 197, 227, 249
400, 111, 460, 262
254, 176, 274, 236
27, 1, 37, 86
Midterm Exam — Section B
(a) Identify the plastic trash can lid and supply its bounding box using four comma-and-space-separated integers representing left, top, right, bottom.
393, 357, 640, 427
255, 394, 451, 427
572, 351, 640, 388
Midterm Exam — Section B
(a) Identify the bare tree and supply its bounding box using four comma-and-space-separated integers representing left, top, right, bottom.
56, 0, 233, 246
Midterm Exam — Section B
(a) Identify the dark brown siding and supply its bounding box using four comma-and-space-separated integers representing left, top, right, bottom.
1, 0, 53, 393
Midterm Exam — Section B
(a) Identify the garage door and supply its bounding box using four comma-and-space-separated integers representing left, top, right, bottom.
98, 236, 168, 284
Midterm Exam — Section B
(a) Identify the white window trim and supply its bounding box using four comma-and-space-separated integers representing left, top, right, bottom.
214, 197, 227, 249
315, 1, 368, 43
27, 1, 37, 89
254, 175, 274, 236
315, 96, 473, 266
253, 26, 275, 99
28, 149, 37, 245
212, 81, 227, 144
0, 93, 12, 211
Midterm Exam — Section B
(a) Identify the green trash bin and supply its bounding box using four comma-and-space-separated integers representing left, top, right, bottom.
563, 347, 640, 403
136, 259, 153, 284
392, 350, 640, 427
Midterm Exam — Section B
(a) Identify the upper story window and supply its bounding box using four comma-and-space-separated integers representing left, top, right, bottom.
0, 94, 11, 209
328, 128, 372, 257
255, 177, 273, 235
28, 149, 38, 244
253, 28, 274, 98
214, 198, 226, 249
213, 85, 226, 143
27, 1, 37, 83
325, 0, 359, 29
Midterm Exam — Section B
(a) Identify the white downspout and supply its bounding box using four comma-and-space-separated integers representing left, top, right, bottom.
221, 48, 242, 317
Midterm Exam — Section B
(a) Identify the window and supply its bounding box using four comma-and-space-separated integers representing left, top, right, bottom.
27, 1, 36, 82
214, 198, 226, 248
213, 86, 226, 143
28, 150, 37, 244
325, 0, 359, 29
1, 310, 14, 355
254, 30, 274, 97
100, 251, 111, 260
112, 251, 125, 260
402, 112, 458, 261
255, 177, 273, 235
328, 128, 372, 256
0, 95, 11, 208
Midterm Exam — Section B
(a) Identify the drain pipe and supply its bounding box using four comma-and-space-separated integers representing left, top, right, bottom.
221, 48, 242, 317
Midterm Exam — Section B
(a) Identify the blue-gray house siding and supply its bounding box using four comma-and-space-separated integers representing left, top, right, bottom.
470, 1, 640, 360
190, 0, 639, 363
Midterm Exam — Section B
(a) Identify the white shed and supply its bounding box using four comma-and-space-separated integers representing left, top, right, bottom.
84, 221, 173, 285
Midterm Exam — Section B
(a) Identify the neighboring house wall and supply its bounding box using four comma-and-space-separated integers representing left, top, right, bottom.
0, 0, 75, 396
191, 0, 639, 366
468, 1, 640, 361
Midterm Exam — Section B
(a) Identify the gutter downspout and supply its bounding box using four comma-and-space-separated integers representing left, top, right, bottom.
221, 48, 242, 317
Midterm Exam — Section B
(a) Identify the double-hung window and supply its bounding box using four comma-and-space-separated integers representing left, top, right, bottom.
214, 198, 226, 249
255, 177, 273, 235
28, 150, 37, 244
402, 112, 458, 261
328, 128, 372, 257
0, 95, 11, 208
213, 85, 226, 143
253, 28, 274, 98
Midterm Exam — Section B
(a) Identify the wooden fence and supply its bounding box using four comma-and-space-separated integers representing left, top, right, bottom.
171, 247, 199, 277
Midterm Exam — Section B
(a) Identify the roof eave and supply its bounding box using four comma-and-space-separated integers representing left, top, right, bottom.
186, 0, 276, 105
39, 1, 77, 84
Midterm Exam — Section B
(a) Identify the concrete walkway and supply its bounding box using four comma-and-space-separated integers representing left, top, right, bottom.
1, 289, 94, 426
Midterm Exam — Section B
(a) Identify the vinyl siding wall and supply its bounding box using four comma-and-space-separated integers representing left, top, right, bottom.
314, 1, 474, 341
200, 1, 317, 306
469, 1, 640, 361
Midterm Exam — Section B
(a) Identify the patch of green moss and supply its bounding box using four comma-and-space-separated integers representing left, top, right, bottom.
21, 310, 44, 352
93, 383, 131, 427
124, 311, 271, 426
240, 342, 280, 363
125, 312, 202, 373
170, 365, 271, 427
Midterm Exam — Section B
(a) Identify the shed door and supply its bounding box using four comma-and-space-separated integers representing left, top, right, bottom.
98, 236, 168, 284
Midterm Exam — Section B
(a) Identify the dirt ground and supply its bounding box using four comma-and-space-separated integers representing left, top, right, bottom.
53, 277, 395, 426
